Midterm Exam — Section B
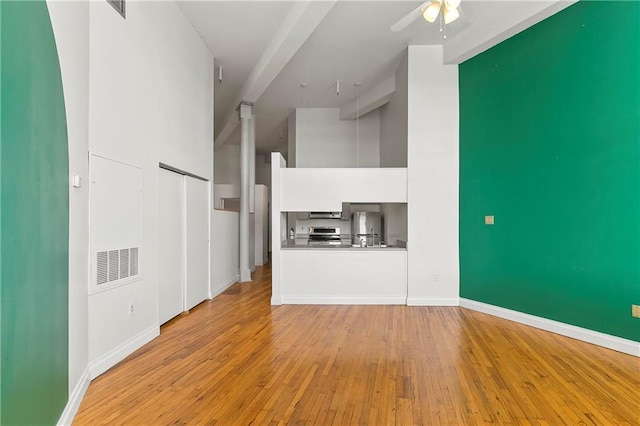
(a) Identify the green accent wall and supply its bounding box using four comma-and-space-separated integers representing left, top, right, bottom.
1, 1, 70, 424
459, 1, 640, 342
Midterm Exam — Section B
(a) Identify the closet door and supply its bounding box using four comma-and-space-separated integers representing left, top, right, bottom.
185, 177, 210, 310
158, 168, 185, 324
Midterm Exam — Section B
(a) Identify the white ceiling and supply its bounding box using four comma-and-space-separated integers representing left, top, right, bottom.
177, 0, 575, 154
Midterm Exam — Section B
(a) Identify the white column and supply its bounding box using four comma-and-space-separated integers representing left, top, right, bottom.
239, 102, 253, 282
249, 114, 256, 271
250, 114, 256, 213
406, 45, 459, 305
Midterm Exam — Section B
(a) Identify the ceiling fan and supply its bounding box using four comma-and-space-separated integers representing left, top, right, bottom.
390, 0, 464, 33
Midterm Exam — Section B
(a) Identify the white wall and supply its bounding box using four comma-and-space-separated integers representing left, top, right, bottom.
213, 184, 239, 210
85, 0, 213, 375
216, 150, 269, 201
287, 111, 296, 167
47, 0, 90, 401
212, 210, 240, 295
270, 153, 287, 304
406, 45, 459, 306
356, 110, 381, 167
379, 51, 409, 247
380, 50, 408, 168
254, 185, 269, 265
293, 108, 380, 168
255, 154, 271, 190
214, 144, 240, 185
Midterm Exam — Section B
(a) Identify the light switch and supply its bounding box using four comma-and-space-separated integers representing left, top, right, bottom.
72, 175, 82, 188
485, 215, 494, 225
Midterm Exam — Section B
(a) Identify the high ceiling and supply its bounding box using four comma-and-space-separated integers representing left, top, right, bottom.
177, 0, 575, 154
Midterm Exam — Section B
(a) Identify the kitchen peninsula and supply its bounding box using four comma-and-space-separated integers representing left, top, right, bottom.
271, 153, 408, 305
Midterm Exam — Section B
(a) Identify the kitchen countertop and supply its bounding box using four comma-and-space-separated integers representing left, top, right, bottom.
281, 239, 406, 251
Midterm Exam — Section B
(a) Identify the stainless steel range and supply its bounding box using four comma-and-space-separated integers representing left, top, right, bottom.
308, 226, 342, 245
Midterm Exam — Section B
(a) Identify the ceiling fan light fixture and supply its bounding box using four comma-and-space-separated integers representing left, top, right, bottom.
422, 0, 442, 23
443, 5, 460, 24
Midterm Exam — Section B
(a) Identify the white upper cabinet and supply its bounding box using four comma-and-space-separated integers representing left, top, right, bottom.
280, 167, 407, 212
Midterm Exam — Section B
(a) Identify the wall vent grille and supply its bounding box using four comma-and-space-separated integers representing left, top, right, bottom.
120, 249, 130, 278
97, 251, 108, 285
96, 247, 139, 285
130, 247, 139, 275
108, 250, 119, 282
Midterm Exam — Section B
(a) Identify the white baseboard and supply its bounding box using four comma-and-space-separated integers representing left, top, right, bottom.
407, 297, 460, 306
281, 296, 407, 305
88, 324, 159, 379
270, 297, 282, 306
210, 274, 239, 298
460, 298, 640, 357
57, 367, 91, 426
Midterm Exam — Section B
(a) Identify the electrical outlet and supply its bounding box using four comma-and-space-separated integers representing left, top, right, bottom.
128, 301, 135, 316
432, 274, 439, 281
485, 215, 495, 225
632, 305, 640, 318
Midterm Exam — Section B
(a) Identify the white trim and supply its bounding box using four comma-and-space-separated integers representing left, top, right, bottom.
88, 324, 159, 379
281, 296, 407, 305
57, 367, 90, 426
210, 274, 239, 299
270, 297, 282, 306
460, 298, 640, 357
208, 180, 212, 299
407, 297, 460, 306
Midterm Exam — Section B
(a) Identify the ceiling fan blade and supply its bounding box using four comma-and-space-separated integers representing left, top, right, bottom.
390, 1, 430, 32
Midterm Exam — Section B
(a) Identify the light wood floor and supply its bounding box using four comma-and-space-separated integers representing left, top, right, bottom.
74, 265, 639, 425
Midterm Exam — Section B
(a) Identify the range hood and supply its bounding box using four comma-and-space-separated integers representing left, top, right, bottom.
308, 211, 341, 219
308, 203, 351, 220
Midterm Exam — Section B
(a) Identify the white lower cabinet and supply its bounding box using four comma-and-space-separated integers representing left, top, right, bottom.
280, 249, 407, 304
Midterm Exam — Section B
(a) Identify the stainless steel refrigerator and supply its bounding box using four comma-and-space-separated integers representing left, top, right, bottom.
351, 212, 383, 247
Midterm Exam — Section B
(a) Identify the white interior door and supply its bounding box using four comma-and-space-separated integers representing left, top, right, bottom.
185, 176, 210, 310
158, 168, 185, 324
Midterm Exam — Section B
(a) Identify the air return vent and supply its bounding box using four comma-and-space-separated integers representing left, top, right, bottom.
97, 251, 108, 285
130, 247, 139, 275
120, 249, 130, 278
96, 247, 140, 285
109, 250, 119, 282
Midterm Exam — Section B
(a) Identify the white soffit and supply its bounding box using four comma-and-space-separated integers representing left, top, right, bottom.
443, 0, 578, 64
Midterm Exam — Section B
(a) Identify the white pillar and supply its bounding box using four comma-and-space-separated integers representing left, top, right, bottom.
250, 114, 256, 213
407, 45, 459, 304
239, 102, 253, 282
249, 114, 256, 271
